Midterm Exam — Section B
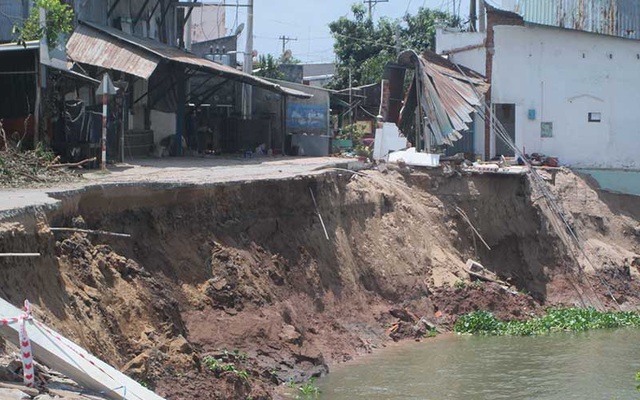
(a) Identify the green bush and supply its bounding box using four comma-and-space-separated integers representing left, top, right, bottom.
454, 308, 640, 336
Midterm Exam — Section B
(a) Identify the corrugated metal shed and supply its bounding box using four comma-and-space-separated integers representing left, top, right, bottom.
513, 0, 640, 40
67, 22, 311, 98
398, 50, 489, 147
0, 0, 27, 43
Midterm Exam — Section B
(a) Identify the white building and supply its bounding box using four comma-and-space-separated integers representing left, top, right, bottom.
436, 1, 640, 170
190, 3, 226, 43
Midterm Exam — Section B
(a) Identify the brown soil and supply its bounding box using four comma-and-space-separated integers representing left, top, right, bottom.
0, 167, 639, 399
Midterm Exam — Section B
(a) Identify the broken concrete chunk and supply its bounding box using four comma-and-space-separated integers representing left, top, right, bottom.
465, 259, 508, 286
0, 388, 30, 400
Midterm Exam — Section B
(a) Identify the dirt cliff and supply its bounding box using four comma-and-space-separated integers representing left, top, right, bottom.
0, 167, 638, 399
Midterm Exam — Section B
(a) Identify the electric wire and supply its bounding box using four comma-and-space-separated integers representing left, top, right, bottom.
450, 61, 620, 311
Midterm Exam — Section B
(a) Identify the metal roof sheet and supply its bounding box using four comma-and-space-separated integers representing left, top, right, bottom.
0, 41, 40, 52
67, 24, 161, 79
513, 0, 640, 40
67, 22, 311, 98
398, 50, 488, 146
0, 40, 99, 85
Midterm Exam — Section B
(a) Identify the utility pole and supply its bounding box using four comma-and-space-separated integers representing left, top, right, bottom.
394, 24, 401, 56
363, 0, 389, 19
242, 0, 254, 120
470, 0, 477, 32
348, 68, 352, 127
479, 0, 486, 32
279, 35, 298, 55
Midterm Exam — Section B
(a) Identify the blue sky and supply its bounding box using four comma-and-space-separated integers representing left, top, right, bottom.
224, 0, 471, 63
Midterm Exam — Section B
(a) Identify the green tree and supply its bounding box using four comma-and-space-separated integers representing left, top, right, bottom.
329, 4, 460, 89
15, 0, 74, 48
401, 8, 460, 54
254, 54, 285, 80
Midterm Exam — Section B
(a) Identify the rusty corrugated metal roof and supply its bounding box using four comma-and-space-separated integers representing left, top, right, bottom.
67, 24, 160, 79
67, 22, 311, 98
398, 50, 488, 146
512, 0, 640, 40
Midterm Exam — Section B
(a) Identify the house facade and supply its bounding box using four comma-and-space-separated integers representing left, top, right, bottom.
437, 1, 640, 170
1, 0, 311, 161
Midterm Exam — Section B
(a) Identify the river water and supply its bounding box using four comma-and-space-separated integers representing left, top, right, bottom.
318, 329, 640, 399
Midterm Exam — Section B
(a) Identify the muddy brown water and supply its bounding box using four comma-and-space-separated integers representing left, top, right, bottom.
318, 329, 640, 399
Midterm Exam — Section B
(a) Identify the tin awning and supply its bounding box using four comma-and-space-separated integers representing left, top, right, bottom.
66, 22, 311, 98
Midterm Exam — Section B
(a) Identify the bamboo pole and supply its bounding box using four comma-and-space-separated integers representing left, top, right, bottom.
49, 228, 131, 238
309, 188, 329, 241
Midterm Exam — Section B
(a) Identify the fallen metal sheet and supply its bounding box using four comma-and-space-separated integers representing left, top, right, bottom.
0, 297, 165, 400
397, 50, 489, 147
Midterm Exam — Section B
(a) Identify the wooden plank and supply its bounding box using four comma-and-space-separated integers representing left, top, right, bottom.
0, 297, 165, 400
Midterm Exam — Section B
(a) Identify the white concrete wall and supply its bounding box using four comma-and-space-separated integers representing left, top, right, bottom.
435, 28, 487, 75
450, 47, 487, 76
491, 24, 640, 169
150, 110, 176, 144
435, 28, 485, 54
191, 4, 226, 43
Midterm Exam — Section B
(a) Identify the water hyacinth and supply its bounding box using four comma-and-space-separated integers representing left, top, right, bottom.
454, 308, 640, 336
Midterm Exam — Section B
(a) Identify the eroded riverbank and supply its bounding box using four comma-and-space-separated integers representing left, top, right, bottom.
0, 167, 639, 399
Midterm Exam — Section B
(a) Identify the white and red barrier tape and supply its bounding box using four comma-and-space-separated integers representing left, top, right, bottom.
0, 300, 34, 387
1, 299, 119, 390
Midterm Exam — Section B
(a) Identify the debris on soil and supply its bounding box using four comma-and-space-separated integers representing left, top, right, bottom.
0, 148, 79, 188
0, 167, 639, 399
0, 350, 111, 399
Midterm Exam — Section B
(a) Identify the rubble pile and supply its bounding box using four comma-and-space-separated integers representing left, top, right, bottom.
0, 352, 109, 400
0, 149, 78, 188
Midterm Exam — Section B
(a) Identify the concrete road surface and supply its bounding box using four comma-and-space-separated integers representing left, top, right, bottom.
0, 156, 355, 217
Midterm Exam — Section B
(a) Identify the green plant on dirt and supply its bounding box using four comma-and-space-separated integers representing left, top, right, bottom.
453, 280, 467, 290
353, 143, 372, 160
34, 143, 55, 163
296, 378, 321, 399
204, 356, 222, 371
203, 355, 249, 381
14, 0, 74, 49
455, 308, 640, 336
424, 328, 438, 338
233, 349, 249, 363
470, 280, 484, 291
288, 377, 321, 399
636, 371, 640, 391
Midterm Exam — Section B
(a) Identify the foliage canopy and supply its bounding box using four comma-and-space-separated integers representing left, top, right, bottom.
254, 54, 285, 80
328, 3, 460, 89
15, 0, 74, 49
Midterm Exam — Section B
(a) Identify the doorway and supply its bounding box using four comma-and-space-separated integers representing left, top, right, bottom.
494, 103, 516, 157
